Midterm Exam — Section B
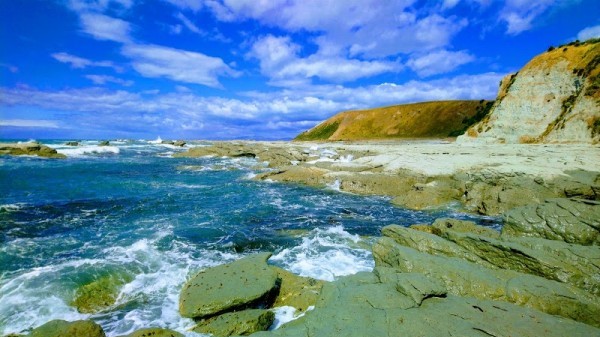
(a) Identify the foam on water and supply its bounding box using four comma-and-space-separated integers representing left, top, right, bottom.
56, 145, 120, 157
148, 136, 163, 144
270, 305, 313, 330
270, 226, 373, 282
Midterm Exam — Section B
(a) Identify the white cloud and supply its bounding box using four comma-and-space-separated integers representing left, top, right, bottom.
499, 0, 555, 35
175, 12, 204, 35
407, 50, 475, 77
577, 25, 600, 41
0, 119, 60, 128
122, 44, 240, 87
0, 72, 503, 138
51, 52, 123, 72
203, 0, 467, 57
80, 13, 132, 42
68, 0, 134, 13
165, 0, 203, 11
85, 74, 133, 86
249, 35, 399, 85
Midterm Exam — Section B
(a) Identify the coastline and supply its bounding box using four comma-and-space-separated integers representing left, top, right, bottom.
4, 139, 600, 336
176, 140, 600, 216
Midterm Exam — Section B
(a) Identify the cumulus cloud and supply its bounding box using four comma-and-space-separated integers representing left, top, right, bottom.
85, 74, 133, 86
249, 35, 399, 85
204, 0, 467, 57
407, 50, 475, 77
51, 52, 123, 72
577, 25, 600, 41
122, 44, 240, 87
80, 13, 132, 42
499, 0, 555, 35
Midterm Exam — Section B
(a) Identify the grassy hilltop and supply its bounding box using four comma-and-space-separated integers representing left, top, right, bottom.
295, 100, 494, 141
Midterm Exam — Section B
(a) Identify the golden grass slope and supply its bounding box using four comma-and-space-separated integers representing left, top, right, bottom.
295, 100, 493, 141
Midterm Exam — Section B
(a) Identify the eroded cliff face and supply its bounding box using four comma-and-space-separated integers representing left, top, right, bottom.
458, 39, 600, 144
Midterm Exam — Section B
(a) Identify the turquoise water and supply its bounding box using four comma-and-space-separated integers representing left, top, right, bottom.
0, 140, 500, 336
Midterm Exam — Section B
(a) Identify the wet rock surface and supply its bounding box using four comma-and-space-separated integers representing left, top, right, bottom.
179, 253, 279, 319
0, 142, 66, 158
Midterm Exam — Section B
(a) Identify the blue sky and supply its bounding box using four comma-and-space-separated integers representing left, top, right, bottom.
1, 0, 599, 140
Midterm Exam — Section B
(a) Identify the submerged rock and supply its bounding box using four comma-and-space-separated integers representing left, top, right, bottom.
373, 237, 600, 327
193, 309, 275, 336
27, 320, 105, 337
0, 143, 66, 158
98, 141, 110, 146
179, 253, 279, 319
72, 272, 132, 313
116, 328, 184, 337
502, 198, 600, 245
65, 141, 80, 146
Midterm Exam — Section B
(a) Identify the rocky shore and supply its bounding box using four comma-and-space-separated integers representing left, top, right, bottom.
0, 142, 66, 159
8, 140, 600, 336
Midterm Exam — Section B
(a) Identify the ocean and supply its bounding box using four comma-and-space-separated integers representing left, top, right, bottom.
0, 139, 500, 336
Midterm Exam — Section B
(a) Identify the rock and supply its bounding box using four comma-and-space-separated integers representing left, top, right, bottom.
381, 225, 495, 268
440, 230, 600, 295
98, 141, 110, 146
116, 328, 184, 337
173, 140, 186, 147
65, 141, 80, 146
431, 217, 500, 238
408, 223, 437, 234
502, 198, 600, 245
250, 271, 600, 337
0, 143, 66, 158
27, 320, 105, 337
72, 272, 132, 313
373, 237, 600, 327
179, 253, 280, 319
270, 267, 324, 312
193, 309, 275, 336
161, 140, 175, 145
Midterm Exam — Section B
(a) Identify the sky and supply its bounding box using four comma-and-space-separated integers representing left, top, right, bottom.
1, 0, 599, 140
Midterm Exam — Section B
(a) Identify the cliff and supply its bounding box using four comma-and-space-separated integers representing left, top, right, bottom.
294, 100, 494, 141
458, 39, 600, 144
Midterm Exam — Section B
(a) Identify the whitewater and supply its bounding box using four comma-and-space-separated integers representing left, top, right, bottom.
0, 140, 499, 336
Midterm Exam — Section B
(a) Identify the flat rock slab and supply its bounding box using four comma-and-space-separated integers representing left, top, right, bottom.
193, 309, 275, 336
502, 198, 600, 245
27, 320, 105, 337
180, 253, 279, 319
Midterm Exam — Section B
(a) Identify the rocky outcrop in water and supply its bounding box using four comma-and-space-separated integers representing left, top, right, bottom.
193, 309, 275, 336
26, 320, 105, 337
0, 142, 66, 158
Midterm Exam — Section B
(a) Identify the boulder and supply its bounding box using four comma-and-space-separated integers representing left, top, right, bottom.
116, 328, 183, 337
27, 320, 105, 337
193, 309, 275, 336
65, 141, 80, 146
179, 253, 279, 319
0, 143, 66, 158
270, 267, 324, 312
502, 198, 600, 245
173, 140, 186, 147
98, 141, 110, 146
373, 237, 600, 327
72, 272, 132, 313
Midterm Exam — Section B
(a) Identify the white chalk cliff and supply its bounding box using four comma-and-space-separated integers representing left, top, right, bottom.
458, 39, 600, 144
